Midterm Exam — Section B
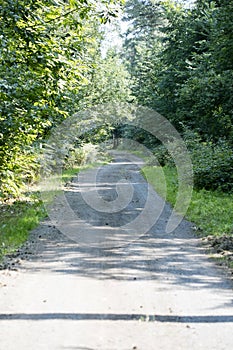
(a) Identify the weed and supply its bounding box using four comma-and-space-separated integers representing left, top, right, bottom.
0, 199, 46, 259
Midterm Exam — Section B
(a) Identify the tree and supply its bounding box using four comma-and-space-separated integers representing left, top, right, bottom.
0, 0, 125, 198
122, 0, 233, 141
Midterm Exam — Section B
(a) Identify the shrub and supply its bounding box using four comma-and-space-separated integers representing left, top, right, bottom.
183, 129, 233, 192
147, 144, 173, 166
191, 140, 233, 192
0, 148, 40, 200
146, 129, 233, 193
64, 143, 100, 169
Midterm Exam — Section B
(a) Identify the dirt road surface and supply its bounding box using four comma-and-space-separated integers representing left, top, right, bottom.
0, 152, 233, 350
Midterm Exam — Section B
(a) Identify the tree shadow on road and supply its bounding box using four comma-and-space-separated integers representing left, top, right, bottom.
21, 217, 233, 296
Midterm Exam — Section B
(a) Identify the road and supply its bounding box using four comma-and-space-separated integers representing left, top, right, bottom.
0, 152, 233, 350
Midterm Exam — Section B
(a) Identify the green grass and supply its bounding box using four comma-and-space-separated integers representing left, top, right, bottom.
142, 165, 233, 237
0, 199, 46, 259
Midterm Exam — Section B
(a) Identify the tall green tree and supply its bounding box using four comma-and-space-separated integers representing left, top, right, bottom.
0, 0, 125, 198
122, 0, 233, 141
122, 0, 163, 108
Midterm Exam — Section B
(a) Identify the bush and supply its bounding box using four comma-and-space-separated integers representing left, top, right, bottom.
64, 143, 102, 169
147, 144, 173, 166
146, 129, 233, 193
191, 140, 233, 192
0, 148, 40, 200
183, 130, 233, 192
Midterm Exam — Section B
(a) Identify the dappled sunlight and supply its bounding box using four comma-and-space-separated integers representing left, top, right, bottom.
20, 219, 233, 297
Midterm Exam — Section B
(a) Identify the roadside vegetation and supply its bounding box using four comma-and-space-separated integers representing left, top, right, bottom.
0, 199, 45, 261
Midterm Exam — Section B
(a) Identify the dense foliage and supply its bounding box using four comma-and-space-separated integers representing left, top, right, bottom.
0, 0, 129, 199
122, 0, 233, 192
123, 0, 233, 142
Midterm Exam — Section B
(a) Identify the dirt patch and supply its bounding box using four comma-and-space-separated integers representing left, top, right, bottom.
202, 235, 233, 274
211, 235, 233, 252
0, 234, 39, 271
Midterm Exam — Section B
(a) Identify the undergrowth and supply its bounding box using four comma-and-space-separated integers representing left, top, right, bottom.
0, 198, 46, 260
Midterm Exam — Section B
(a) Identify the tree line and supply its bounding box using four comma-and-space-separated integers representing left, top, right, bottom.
120, 0, 233, 191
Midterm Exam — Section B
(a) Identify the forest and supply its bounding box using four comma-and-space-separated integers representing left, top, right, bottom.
121, 0, 233, 192
0, 0, 233, 259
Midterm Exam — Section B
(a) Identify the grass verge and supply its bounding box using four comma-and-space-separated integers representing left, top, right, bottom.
0, 199, 46, 261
